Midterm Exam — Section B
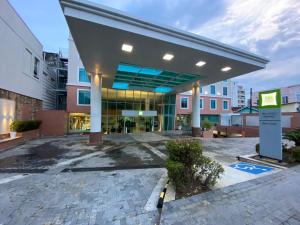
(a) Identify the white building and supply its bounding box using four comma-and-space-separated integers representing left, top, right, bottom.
0, 0, 58, 135
231, 83, 246, 107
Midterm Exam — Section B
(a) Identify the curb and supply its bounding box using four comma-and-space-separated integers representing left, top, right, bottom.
157, 180, 169, 208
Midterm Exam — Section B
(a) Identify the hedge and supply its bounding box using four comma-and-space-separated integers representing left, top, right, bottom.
10, 120, 42, 132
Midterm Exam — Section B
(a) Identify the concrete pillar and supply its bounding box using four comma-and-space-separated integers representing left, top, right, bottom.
89, 73, 102, 144
192, 82, 201, 136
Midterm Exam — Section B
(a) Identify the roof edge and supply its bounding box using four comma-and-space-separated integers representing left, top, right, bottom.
60, 0, 269, 66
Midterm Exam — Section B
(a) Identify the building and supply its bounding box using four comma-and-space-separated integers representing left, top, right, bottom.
252, 84, 300, 111
43, 52, 68, 110
0, 0, 43, 135
176, 80, 233, 129
60, 0, 269, 143
231, 83, 246, 107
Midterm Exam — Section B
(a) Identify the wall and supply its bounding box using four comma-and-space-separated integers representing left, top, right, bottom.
0, 88, 42, 121
66, 85, 90, 113
41, 63, 57, 109
36, 110, 67, 136
176, 94, 232, 115
0, 0, 43, 100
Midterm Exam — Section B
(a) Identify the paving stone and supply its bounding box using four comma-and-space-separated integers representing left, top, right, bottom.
161, 165, 300, 225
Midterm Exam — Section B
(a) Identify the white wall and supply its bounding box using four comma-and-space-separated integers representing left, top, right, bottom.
0, 0, 43, 100
68, 36, 89, 87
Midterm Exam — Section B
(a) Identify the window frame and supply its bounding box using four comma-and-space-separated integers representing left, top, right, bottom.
200, 98, 204, 109
210, 99, 217, 110
77, 89, 91, 106
180, 97, 189, 109
282, 95, 288, 104
223, 100, 229, 110
210, 85, 216, 95
23, 48, 32, 76
78, 67, 90, 83
223, 86, 228, 96
33, 57, 39, 79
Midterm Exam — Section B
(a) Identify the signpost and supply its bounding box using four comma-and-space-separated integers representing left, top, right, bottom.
258, 89, 282, 161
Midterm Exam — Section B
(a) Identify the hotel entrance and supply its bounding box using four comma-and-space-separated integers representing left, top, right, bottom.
122, 116, 159, 133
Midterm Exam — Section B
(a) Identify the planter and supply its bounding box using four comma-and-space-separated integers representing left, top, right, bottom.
10, 132, 17, 139
202, 130, 214, 138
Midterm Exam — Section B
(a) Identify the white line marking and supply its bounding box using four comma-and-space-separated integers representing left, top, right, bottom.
55, 146, 111, 167
0, 174, 30, 185
142, 143, 167, 160
144, 169, 168, 211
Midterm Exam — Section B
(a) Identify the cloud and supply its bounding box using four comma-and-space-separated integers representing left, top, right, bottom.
192, 0, 300, 53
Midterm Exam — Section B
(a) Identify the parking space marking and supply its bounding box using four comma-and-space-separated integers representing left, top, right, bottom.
230, 162, 273, 174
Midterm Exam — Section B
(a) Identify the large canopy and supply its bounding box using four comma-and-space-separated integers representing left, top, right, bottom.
60, 0, 269, 93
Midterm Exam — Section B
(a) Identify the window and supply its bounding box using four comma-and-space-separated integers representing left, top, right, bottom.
23, 48, 32, 75
223, 100, 229, 110
210, 85, 216, 95
34, 57, 39, 78
200, 87, 203, 94
200, 99, 204, 109
296, 93, 300, 102
282, 96, 288, 104
79, 68, 90, 83
78, 90, 90, 105
180, 97, 188, 109
223, 86, 228, 96
210, 99, 217, 110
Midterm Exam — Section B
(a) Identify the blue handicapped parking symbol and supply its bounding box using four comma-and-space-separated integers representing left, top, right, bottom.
230, 162, 273, 174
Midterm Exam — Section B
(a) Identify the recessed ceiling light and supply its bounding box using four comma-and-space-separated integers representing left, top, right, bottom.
221, 66, 232, 72
196, 61, 206, 67
122, 44, 133, 53
163, 53, 174, 61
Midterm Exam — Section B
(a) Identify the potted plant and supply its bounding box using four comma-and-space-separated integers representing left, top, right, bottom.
9, 120, 17, 139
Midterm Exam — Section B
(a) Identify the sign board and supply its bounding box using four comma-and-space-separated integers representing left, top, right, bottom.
230, 162, 273, 174
122, 110, 157, 117
258, 89, 282, 161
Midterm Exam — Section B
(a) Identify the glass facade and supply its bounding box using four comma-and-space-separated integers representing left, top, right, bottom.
70, 88, 176, 133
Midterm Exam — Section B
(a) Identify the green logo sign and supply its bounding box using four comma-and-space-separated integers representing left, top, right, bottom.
258, 89, 281, 109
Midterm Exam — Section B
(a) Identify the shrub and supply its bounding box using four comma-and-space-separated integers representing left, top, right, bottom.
292, 147, 300, 162
197, 155, 224, 188
11, 120, 42, 132
9, 121, 17, 132
284, 129, 300, 146
166, 139, 223, 193
202, 119, 212, 130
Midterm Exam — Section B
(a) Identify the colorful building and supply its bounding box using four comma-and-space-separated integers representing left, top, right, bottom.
176, 81, 233, 129
60, 0, 269, 143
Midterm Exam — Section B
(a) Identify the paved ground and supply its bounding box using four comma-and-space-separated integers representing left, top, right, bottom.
0, 134, 297, 225
0, 168, 165, 225
161, 165, 300, 225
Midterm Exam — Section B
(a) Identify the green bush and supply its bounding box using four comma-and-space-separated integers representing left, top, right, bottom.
166, 139, 223, 193
197, 155, 224, 187
201, 119, 212, 130
10, 120, 42, 132
292, 147, 300, 162
284, 129, 300, 146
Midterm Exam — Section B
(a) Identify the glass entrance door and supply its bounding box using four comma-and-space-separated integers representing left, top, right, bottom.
123, 116, 157, 133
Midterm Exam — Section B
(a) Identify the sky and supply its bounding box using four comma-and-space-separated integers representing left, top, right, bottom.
9, 0, 300, 94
